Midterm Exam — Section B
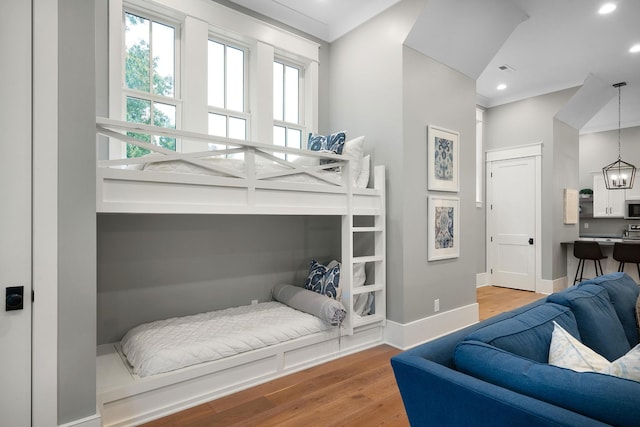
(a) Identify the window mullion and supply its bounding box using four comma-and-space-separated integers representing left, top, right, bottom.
281, 67, 286, 123
223, 45, 228, 110
123, 88, 181, 106
148, 22, 154, 95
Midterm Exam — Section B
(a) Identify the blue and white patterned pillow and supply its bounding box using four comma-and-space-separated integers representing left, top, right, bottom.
308, 132, 346, 165
304, 259, 341, 300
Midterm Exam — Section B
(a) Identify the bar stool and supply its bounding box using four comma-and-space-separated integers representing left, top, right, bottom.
573, 241, 607, 284
612, 242, 640, 278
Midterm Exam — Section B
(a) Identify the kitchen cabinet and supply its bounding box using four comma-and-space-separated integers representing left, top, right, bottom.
593, 174, 625, 217
625, 180, 640, 200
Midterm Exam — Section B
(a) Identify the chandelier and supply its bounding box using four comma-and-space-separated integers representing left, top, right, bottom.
602, 82, 636, 190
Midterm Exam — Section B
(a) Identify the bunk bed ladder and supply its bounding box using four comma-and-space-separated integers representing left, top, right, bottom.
342, 165, 386, 336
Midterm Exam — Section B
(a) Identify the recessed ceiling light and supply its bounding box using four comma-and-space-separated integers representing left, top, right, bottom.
598, 3, 616, 14
497, 84, 507, 90
630, 44, 640, 53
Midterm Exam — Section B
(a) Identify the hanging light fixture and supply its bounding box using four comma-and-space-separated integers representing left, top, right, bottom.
603, 82, 636, 189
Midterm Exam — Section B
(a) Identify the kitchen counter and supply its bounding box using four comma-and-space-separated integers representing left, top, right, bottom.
563, 239, 640, 283
561, 237, 640, 245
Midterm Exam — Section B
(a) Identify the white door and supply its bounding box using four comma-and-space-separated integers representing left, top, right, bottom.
0, 0, 32, 425
488, 156, 536, 291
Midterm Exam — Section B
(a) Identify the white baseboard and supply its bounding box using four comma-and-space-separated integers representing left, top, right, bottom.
476, 272, 490, 288
58, 413, 101, 427
537, 277, 567, 294
384, 303, 479, 350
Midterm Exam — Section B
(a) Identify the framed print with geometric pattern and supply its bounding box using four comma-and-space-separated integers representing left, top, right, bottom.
428, 195, 460, 261
427, 125, 459, 192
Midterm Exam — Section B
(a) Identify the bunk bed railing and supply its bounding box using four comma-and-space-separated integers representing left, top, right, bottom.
96, 117, 353, 188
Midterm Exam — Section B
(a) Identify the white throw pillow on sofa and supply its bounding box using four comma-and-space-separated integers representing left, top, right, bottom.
549, 321, 640, 382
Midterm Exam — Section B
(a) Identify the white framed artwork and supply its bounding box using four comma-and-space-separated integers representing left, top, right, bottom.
427, 125, 460, 192
428, 195, 460, 261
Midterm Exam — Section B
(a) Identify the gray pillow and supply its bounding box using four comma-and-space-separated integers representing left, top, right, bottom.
272, 283, 346, 326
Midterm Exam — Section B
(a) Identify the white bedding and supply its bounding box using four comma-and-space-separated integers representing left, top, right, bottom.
121, 301, 332, 377
138, 155, 370, 188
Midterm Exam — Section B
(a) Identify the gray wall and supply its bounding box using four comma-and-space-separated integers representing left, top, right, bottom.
401, 47, 478, 322
578, 126, 640, 238
328, 0, 423, 324
58, 0, 97, 423
552, 119, 580, 278
328, 0, 480, 324
580, 126, 640, 189
485, 88, 579, 280
97, 215, 341, 344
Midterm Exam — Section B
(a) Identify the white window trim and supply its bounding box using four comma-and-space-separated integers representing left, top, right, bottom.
109, 0, 183, 158
207, 35, 251, 141
476, 107, 484, 207
110, 0, 320, 154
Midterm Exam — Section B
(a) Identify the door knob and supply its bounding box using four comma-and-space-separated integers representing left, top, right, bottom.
5, 286, 24, 311
529, 238, 534, 245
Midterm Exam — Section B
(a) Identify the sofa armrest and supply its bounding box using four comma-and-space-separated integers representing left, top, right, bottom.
390, 354, 610, 427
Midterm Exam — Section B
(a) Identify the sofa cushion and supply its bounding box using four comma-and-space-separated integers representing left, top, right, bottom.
548, 283, 631, 361
454, 340, 640, 427
582, 272, 640, 346
464, 303, 578, 363
549, 321, 640, 382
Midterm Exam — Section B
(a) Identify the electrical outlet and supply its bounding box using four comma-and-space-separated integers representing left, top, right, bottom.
251, 299, 258, 305
584, 222, 589, 229
434, 299, 440, 312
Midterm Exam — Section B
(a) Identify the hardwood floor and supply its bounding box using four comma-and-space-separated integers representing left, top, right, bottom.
477, 285, 546, 321
142, 286, 546, 427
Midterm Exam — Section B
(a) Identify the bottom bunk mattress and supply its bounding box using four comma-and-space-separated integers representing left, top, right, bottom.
121, 301, 333, 377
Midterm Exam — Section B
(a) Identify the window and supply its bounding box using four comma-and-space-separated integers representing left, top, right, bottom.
476, 107, 484, 206
123, 11, 179, 157
273, 60, 304, 160
110, 1, 319, 161
208, 38, 248, 156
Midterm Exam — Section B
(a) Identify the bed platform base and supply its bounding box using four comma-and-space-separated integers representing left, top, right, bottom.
97, 324, 383, 427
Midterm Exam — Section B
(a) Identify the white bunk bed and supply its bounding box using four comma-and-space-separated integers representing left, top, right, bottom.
94, 118, 386, 427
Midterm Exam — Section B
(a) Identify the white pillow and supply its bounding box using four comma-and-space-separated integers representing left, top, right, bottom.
353, 263, 366, 287
291, 155, 319, 167
356, 155, 370, 188
343, 136, 365, 180
352, 263, 374, 316
549, 321, 640, 382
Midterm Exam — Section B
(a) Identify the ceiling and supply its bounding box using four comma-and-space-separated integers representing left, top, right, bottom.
227, 0, 640, 134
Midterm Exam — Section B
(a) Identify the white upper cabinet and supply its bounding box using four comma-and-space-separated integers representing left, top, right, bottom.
625, 180, 640, 200
593, 174, 625, 217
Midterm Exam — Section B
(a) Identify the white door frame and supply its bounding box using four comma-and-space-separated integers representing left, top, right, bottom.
486, 143, 543, 293
1, 0, 32, 424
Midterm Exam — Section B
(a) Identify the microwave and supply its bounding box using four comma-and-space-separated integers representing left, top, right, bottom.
625, 201, 640, 219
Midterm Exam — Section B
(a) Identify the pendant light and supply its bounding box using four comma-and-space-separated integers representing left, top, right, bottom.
602, 82, 636, 190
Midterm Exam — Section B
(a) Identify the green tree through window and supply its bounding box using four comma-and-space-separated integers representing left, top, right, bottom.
124, 13, 176, 158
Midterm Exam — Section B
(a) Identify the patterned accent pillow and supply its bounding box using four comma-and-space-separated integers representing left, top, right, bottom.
304, 259, 341, 300
549, 321, 640, 382
308, 131, 346, 165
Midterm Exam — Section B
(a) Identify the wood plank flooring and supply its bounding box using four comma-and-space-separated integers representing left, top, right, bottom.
142, 286, 547, 427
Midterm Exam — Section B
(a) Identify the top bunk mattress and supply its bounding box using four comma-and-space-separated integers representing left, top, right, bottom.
121, 301, 333, 377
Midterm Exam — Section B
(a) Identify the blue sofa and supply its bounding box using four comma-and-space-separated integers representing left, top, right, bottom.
391, 272, 640, 427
